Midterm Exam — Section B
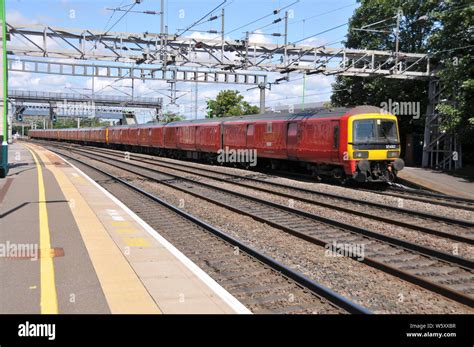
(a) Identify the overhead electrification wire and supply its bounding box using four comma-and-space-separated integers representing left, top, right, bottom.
93, 71, 132, 95
88, 1, 138, 57
265, 87, 352, 103
104, 1, 137, 35
292, 22, 349, 44
290, 2, 357, 25
103, 0, 127, 30
225, 0, 299, 36
175, 0, 227, 38
252, 2, 357, 35
429, 44, 474, 56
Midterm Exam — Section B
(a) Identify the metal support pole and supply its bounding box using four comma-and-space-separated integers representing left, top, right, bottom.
194, 71, 198, 119
0, 0, 8, 178
7, 102, 11, 143
131, 71, 135, 100
259, 82, 265, 114
245, 31, 249, 69
221, 8, 225, 63
160, 0, 164, 37
160, 0, 165, 67
422, 79, 435, 168
163, 25, 168, 71
302, 74, 306, 111
394, 9, 402, 73
91, 64, 95, 97
284, 11, 288, 64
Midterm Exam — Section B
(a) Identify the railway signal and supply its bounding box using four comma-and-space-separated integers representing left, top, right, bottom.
15, 105, 25, 122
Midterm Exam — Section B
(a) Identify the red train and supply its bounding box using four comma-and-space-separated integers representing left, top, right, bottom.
29, 106, 405, 182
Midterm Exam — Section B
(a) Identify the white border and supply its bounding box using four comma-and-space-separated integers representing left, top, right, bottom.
47, 149, 252, 314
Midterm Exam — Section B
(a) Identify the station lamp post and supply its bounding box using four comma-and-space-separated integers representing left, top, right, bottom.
0, 0, 7, 178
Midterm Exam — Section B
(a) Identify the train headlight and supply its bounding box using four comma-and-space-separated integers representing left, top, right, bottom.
353, 151, 369, 159
387, 151, 399, 158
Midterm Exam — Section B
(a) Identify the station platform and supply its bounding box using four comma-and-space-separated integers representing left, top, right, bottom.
0, 142, 249, 314
398, 167, 474, 199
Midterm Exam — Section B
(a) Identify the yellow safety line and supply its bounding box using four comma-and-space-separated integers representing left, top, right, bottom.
24, 144, 59, 314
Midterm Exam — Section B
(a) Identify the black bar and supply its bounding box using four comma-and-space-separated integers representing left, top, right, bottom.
0, 315, 471, 346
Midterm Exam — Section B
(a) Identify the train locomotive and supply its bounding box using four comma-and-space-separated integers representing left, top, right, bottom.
29, 105, 405, 183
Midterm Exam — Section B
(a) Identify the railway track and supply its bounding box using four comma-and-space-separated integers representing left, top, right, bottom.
51, 142, 474, 245
368, 183, 474, 212
46, 147, 370, 315
44, 142, 474, 308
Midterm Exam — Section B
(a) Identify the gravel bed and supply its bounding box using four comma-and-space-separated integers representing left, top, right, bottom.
119, 152, 474, 222
125, 159, 474, 260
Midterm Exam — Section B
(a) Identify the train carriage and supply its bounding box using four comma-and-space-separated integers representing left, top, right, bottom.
127, 127, 139, 146
163, 126, 178, 149
176, 125, 196, 151
29, 105, 404, 182
222, 121, 247, 151
149, 125, 165, 148
195, 122, 221, 153
108, 127, 120, 145
251, 119, 288, 159
137, 127, 151, 147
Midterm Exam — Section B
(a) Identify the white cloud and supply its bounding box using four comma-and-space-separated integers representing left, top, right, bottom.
249, 30, 273, 45
7, 10, 40, 26
300, 37, 329, 47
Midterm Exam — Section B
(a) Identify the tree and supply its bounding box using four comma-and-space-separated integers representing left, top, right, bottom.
206, 90, 260, 118
160, 111, 185, 123
428, 0, 474, 163
52, 117, 109, 128
330, 0, 474, 165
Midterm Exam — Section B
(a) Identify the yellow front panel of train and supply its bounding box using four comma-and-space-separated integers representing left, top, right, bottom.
347, 113, 401, 161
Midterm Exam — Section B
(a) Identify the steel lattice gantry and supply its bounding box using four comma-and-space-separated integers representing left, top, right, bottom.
6, 24, 430, 79
421, 79, 462, 170
9, 90, 162, 108
9, 90, 163, 126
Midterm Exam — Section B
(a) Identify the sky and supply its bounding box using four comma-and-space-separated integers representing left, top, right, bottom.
7, 0, 360, 120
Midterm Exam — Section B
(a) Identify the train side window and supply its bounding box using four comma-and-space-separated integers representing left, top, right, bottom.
247, 124, 254, 136
266, 122, 272, 133
333, 126, 339, 149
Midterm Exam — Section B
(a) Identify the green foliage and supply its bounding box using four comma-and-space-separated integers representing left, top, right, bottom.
428, 0, 474, 144
52, 117, 109, 128
331, 0, 473, 157
206, 90, 260, 118
436, 104, 462, 132
161, 111, 185, 123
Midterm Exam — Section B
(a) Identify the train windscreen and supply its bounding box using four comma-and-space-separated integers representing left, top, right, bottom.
353, 119, 398, 144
